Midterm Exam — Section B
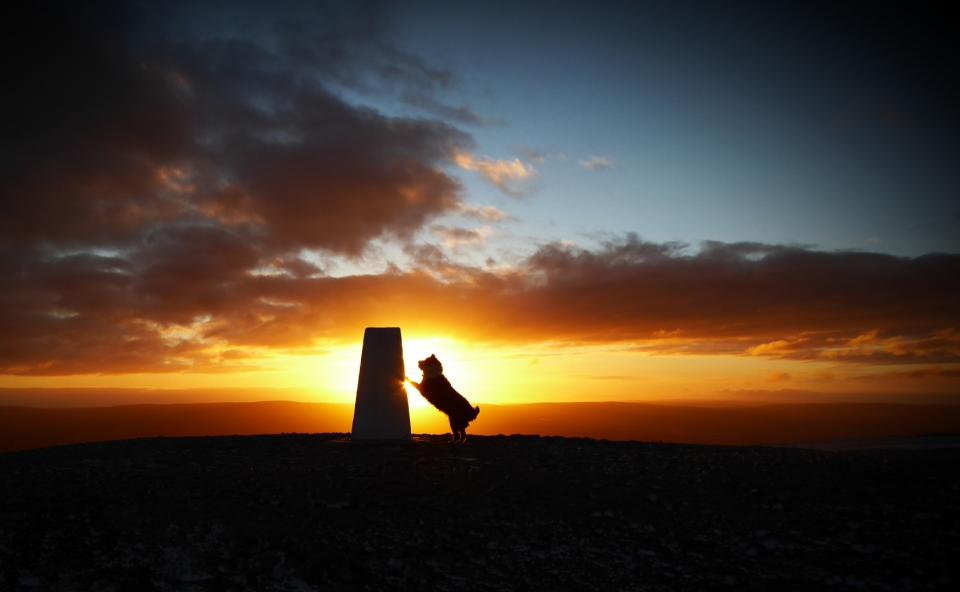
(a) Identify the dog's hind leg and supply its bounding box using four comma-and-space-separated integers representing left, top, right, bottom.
448, 417, 459, 443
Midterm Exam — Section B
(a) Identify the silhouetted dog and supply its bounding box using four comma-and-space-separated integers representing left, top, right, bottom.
408, 354, 480, 442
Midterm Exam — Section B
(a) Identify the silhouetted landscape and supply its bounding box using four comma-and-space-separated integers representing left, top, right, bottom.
2, 433, 958, 590
2, 400, 960, 453
5, 398, 956, 589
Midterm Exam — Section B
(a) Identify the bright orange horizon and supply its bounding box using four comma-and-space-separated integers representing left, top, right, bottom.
2, 331, 958, 410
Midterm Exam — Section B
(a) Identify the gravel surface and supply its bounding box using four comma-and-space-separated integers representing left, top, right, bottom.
1, 434, 957, 591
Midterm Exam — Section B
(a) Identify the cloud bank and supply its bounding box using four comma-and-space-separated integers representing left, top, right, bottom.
3, 233, 958, 374
2, 2, 957, 377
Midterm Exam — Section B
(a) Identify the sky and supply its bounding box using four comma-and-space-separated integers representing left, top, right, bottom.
2, 0, 958, 408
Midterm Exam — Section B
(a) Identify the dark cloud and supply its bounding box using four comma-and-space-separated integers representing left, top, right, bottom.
0, 0, 481, 374
4, 3, 196, 246
0, 257, 203, 375
515, 236, 959, 354
207, 88, 467, 254
4, 232, 958, 374
2, 0, 472, 254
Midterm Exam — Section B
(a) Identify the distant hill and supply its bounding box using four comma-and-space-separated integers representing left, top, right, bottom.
2, 400, 960, 452
0, 401, 352, 453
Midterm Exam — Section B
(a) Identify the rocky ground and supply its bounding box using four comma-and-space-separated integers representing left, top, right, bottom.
0, 434, 957, 591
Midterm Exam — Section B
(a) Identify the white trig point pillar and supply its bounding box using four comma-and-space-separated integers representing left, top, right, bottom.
351, 327, 411, 440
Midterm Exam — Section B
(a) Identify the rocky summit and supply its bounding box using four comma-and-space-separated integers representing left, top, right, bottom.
1, 434, 957, 591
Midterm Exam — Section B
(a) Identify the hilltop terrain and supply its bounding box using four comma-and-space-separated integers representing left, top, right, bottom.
1, 434, 957, 591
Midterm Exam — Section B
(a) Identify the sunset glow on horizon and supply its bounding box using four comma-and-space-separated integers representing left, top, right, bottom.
2, 330, 958, 409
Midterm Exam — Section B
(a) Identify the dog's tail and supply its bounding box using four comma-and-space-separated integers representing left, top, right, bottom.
472, 405, 480, 420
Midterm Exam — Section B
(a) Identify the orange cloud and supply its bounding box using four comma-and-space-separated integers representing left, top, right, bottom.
4, 235, 958, 375
457, 203, 511, 222
453, 152, 536, 195
748, 329, 960, 364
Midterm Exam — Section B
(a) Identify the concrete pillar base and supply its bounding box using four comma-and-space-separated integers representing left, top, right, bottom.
351, 327, 411, 440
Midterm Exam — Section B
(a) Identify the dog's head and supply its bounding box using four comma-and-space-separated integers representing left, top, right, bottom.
418, 354, 443, 377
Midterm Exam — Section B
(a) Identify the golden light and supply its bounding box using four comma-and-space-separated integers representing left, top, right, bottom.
403, 381, 430, 410
402, 336, 472, 413
0, 330, 897, 411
